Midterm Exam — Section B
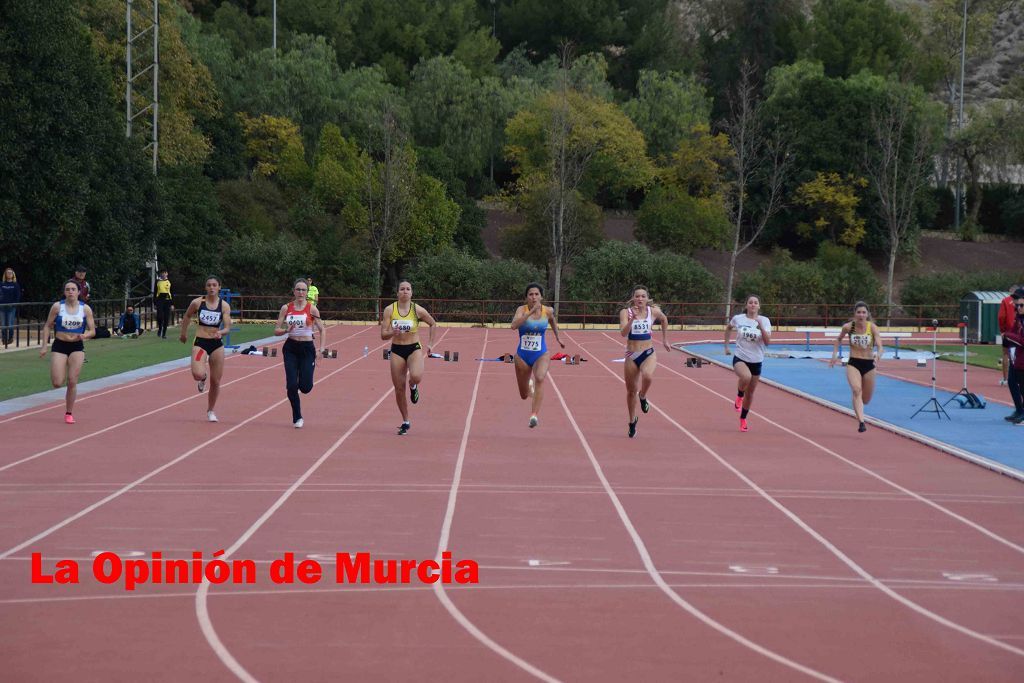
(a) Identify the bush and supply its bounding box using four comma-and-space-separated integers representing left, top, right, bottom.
814, 243, 883, 306
635, 184, 729, 255
901, 271, 1024, 319
735, 249, 826, 321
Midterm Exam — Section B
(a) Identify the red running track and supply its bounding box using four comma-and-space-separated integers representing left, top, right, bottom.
0, 328, 1022, 681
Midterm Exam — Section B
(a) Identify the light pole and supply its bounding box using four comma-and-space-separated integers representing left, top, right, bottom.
954, 0, 967, 231
272, 0, 277, 53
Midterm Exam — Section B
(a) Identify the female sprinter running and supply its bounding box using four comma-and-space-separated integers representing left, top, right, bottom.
274, 278, 326, 428
39, 280, 96, 423
511, 283, 565, 429
381, 281, 436, 435
179, 276, 232, 422
830, 301, 883, 433
619, 285, 671, 438
724, 294, 772, 432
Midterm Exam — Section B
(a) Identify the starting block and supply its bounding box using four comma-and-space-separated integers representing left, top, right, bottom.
564, 354, 585, 365
264, 347, 277, 358
428, 350, 459, 362
684, 357, 704, 368
321, 349, 338, 359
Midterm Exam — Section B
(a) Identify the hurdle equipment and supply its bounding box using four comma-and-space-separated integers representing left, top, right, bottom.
943, 317, 985, 409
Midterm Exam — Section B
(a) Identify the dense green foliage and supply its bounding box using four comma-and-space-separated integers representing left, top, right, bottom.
1, 0, 1020, 309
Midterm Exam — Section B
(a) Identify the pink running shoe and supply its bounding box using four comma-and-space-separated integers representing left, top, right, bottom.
64, 413, 75, 425
739, 418, 748, 432
734, 396, 742, 412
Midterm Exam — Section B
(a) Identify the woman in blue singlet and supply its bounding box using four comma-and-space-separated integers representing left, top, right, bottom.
511, 283, 564, 428
39, 280, 96, 424
829, 301, 883, 433
618, 285, 671, 438
179, 275, 232, 422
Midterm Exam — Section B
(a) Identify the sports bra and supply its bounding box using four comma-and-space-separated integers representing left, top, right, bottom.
627, 306, 653, 341
849, 324, 873, 349
391, 301, 418, 334
55, 301, 87, 335
197, 298, 223, 328
285, 301, 315, 340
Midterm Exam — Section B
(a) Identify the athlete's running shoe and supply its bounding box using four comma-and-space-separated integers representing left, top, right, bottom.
397, 421, 411, 435
410, 384, 419, 405
639, 396, 650, 414
529, 415, 538, 429
294, 418, 304, 429
64, 413, 75, 425
628, 417, 638, 438
734, 396, 742, 412
858, 421, 867, 433
207, 411, 218, 423
739, 418, 748, 432
198, 377, 206, 393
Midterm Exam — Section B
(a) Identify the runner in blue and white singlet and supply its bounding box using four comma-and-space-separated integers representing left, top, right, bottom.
724, 294, 772, 432
511, 283, 565, 429
619, 286, 671, 438
39, 280, 96, 423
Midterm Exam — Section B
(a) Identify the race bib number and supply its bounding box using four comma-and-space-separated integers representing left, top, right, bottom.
740, 326, 760, 342
62, 315, 84, 331
198, 309, 221, 326
520, 334, 542, 352
392, 319, 413, 333
631, 319, 651, 335
286, 314, 306, 329
850, 334, 870, 349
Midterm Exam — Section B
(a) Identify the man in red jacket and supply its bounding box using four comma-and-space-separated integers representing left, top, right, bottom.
1000, 285, 1021, 386
1003, 289, 1024, 424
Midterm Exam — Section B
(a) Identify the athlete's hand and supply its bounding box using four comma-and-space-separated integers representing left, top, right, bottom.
724, 348, 731, 356
829, 357, 837, 368
39, 347, 47, 358
179, 333, 187, 344
558, 340, 565, 349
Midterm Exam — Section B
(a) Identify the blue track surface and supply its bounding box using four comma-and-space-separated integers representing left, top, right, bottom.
685, 343, 1023, 476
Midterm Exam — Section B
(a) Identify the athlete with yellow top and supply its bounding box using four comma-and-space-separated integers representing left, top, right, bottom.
381, 281, 436, 435
830, 301, 884, 433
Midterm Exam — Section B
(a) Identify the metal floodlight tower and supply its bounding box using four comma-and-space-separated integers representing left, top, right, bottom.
126, 0, 160, 299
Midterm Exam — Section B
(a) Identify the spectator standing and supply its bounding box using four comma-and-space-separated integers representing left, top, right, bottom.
1, 267, 21, 347
306, 277, 319, 306
70, 265, 90, 304
154, 268, 173, 338
1003, 289, 1024, 425
999, 284, 1020, 386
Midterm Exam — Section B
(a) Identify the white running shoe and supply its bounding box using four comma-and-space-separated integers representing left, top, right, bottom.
294, 418, 304, 429
207, 411, 218, 423
198, 378, 206, 393
529, 415, 538, 428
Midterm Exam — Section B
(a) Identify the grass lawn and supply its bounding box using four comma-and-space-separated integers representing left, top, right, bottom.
903, 344, 1004, 371
0, 324, 275, 402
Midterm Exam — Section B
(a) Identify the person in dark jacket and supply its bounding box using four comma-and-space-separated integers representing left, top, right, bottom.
1003, 289, 1024, 425
115, 306, 143, 337
1, 267, 21, 346
69, 265, 90, 304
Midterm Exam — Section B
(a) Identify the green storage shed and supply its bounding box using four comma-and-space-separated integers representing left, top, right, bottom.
960, 291, 1005, 343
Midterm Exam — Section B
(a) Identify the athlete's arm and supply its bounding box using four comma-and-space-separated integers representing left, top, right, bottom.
655, 306, 671, 352
380, 305, 395, 340
273, 304, 290, 336
38, 303, 59, 358
179, 299, 199, 343
830, 323, 850, 368
82, 305, 96, 341
547, 306, 566, 349
416, 305, 437, 353
758, 317, 771, 345
311, 305, 326, 352
619, 308, 632, 337
872, 322, 883, 363
217, 302, 232, 340
511, 305, 528, 329
723, 316, 734, 355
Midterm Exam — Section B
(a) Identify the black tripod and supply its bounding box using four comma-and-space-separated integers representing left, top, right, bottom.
912, 320, 951, 420
943, 316, 985, 409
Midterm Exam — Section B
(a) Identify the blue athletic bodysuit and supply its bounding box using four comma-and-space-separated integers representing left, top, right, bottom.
517, 307, 549, 367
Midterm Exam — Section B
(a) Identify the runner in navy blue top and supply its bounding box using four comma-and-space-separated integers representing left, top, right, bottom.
39, 280, 96, 423
179, 276, 232, 422
618, 286, 671, 438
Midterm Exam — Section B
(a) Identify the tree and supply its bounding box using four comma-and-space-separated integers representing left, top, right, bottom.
0, 0, 157, 295
237, 114, 311, 189
793, 172, 869, 248
722, 63, 790, 319
504, 51, 653, 310
623, 70, 712, 161
863, 91, 940, 319
797, 0, 922, 81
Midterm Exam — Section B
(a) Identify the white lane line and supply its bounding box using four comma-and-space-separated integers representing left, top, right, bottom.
431, 329, 561, 683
